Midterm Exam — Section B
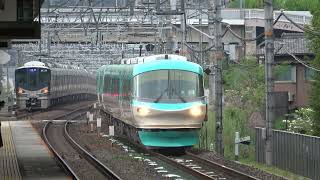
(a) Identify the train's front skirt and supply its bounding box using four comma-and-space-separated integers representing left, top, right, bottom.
138, 129, 199, 147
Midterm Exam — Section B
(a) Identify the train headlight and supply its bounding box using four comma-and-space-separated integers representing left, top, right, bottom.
18, 88, 25, 94
41, 87, 49, 94
189, 106, 202, 117
137, 107, 150, 116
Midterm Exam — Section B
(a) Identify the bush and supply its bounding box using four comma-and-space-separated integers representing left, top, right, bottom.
285, 108, 314, 135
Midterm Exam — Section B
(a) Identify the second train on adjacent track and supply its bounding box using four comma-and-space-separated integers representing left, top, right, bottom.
97, 54, 207, 148
15, 61, 96, 111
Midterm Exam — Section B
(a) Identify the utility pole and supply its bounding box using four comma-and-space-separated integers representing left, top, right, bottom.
199, 3, 203, 65
264, 0, 274, 166
47, 31, 51, 56
180, 0, 187, 56
208, 0, 215, 108
164, 0, 175, 54
208, 0, 224, 156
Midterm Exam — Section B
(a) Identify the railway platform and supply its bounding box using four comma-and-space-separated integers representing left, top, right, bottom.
0, 121, 69, 180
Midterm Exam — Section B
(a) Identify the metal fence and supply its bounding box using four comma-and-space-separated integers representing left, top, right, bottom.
256, 128, 320, 180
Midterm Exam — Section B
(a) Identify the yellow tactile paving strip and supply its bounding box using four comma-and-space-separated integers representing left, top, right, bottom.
0, 121, 22, 180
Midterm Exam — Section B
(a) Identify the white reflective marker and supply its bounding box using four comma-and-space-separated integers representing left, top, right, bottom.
97, 118, 101, 127
109, 126, 114, 136
89, 113, 93, 122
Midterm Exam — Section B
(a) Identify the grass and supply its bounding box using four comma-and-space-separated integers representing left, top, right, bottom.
198, 107, 255, 159
197, 110, 216, 150
239, 159, 311, 180
196, 108, 309, 179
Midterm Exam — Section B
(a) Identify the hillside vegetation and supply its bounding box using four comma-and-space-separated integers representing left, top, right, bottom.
228, 0, 320, 11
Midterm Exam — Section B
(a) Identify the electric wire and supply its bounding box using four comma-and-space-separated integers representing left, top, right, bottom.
226, 13, 283, 42
284, 48, 320, 72
282, 13, 320, 36
226, 25, 264, 41
184, 42, 216, 53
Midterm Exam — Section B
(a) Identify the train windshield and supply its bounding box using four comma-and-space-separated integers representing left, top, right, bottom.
15, 68, 50, 91
133, 70, 204, 103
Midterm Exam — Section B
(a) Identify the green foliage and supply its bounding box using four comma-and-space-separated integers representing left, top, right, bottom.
223, 107, 255, 159
278, 0, 320, 11
223, 58, 265, 111
274, 118, 288, 130
227, 0, 320, 11
198, 107, 255, 160
197, 111, 215, 150
240, 159, 311, 180
274, 118, 289, 131
308, 8, 320, 136
198, 57, 264, 158
284, 108, 314, 135
228, 0, 264, 9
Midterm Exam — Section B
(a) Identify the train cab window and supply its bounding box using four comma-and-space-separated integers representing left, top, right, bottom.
15, 68, 27, 89
133, 70, 204, 103
39, 69, 50, 87
15, 68, 50, 91
104, 75, 110, 94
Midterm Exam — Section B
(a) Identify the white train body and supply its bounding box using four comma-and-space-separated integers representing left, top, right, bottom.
15, 61, 96, 110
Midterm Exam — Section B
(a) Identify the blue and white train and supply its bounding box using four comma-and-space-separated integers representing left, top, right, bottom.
15, 61, 96, 111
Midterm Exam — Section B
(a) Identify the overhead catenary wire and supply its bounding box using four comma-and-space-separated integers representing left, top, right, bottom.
184, 28, 227, 54
229, 59, 260, 68
282, 13, 320, 36
226, 25, 265, 41
226, 13, 283, 42
284, 48, 320, 72
184, 42, 216, 53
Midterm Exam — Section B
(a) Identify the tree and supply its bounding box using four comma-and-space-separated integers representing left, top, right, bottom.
223, 58, 265, 111
227, 0, 319, 11
309, 7, 320, 136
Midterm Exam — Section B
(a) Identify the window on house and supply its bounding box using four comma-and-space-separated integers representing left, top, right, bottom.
275, 65, 296, 82
305, 68, 316, 81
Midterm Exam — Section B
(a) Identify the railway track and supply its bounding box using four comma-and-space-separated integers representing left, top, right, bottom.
16, 110, 43, 119
130, 144, 258, 180
42, 106, 122, 180
42, 122, 79, 179
43, 121, 121, 180
101, 108, 258, 180
16, 101, 95, 120
177, 151, 259, 180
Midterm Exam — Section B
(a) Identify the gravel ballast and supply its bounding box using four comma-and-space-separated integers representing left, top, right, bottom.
189, 149, 288, 180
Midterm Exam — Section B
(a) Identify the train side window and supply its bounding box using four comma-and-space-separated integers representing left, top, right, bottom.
104, 75, 108, 94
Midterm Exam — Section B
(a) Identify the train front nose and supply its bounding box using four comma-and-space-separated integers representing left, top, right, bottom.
132, 104, 206, 129
132, 103, 207, 147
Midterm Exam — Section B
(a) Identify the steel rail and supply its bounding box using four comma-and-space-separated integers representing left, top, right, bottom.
185, 151, 259, 180
112, 135, 214, 179
101, 108, 258, 179
43, 105, 121, 180
64, 121, 122, 180
42, 121, 80, 180
17, 110, 46, 119
101, 108, 214, 179
149, 150, 214, 179
52, 103, 93, 120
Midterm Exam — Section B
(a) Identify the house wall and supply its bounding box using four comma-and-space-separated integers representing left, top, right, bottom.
275, 64, 312, 110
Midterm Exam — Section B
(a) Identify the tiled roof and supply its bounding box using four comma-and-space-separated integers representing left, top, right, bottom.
256, 33, 314, 56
